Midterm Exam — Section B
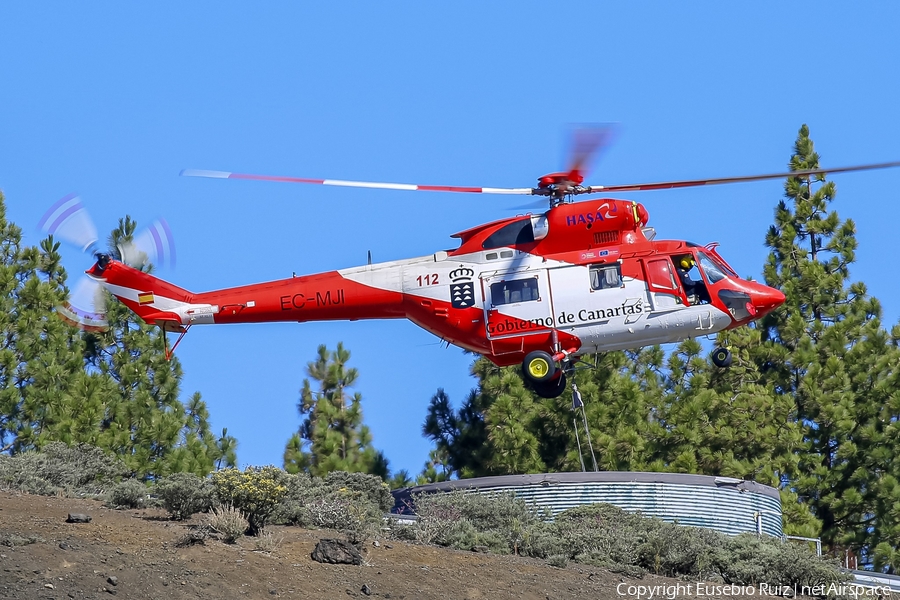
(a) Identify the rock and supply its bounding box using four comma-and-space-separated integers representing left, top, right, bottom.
107, 576, 118, 586
44, 583, 54, 589
58, 542, 70, 550
66, 513, 91, 524
361, 584, 372, 596
372, 540, 380, 548
311, 539, 363, 565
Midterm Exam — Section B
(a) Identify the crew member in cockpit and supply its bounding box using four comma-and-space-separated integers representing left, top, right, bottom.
675, 256, 708, 305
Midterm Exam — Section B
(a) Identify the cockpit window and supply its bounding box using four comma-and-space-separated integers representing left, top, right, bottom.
482, 219, 535, 250
697, 252, 727, 284
709, 253, 738, 278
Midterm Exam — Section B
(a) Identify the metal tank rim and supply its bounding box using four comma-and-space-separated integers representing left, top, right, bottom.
392, 471, 781, 501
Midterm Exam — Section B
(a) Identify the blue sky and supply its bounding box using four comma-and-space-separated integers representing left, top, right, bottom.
2, 3, 899, 478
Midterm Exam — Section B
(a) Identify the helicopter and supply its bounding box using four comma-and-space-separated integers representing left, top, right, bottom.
41, 132, 900, 399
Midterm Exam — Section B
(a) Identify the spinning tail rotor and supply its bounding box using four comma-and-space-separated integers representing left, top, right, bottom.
38, 194, 176, 331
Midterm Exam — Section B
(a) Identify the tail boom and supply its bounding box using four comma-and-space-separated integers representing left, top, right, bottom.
90, 259, 405, 330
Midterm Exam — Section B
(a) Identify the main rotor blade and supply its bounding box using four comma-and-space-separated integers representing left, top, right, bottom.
566, 124, 618, 179
585, 161, 900, 194
180, 169, 536, 196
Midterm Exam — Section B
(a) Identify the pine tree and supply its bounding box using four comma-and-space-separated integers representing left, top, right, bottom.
760, 125, 900, 563
421, 385, 493, 478
0, 192, 89, 453
416, 447, 451, 484
83, 217, 235, 478
423, 352, 664, 477
284, 343, 388, 478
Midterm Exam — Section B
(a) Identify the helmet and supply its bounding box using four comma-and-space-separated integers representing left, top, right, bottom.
680, 257, 693, 269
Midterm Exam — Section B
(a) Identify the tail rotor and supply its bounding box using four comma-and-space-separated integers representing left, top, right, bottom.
38, 194, 176, 331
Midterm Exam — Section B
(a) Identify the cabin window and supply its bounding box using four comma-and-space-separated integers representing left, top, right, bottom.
590, 264, 622, 290
482, 219, 535, 250
500, 250, 514, 258
485, 252, 498, 260
490, 277, 540, 306
645, 258, 678, 290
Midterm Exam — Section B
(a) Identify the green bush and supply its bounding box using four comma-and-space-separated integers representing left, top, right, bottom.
212, 466, 290, 535
636, 521, 723, 577
714, 534, 847, 588
0, 454, 57, 495
306, 489, 383, 544
155, 472, 215, 520
402, 490, 544, 554
525, 503, 655, 567
392, 495, 846, 590
269, 472, 318, 526
0, 443, 126, 496
269, 471, 391, 543
105, 479, 148, 509
322, 471, 394, 512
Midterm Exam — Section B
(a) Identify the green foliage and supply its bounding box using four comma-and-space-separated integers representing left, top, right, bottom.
155, 472, 215, 520
400, 490, 544, 554
716, 534, 846, 588
284, 343, 389, 479
393, 495, 843, 587
527, 504, 654, 568
306, 489, 384, 544
105, 478, 148, 509
0, 193, 238, 481
269, 470, 391, 543
0, 442, 126, 495
0, 454, 56, 495
211, 466, 289, 535
416, 448, 451, 485
754, 125, 900, 565
322, 470, 394, 512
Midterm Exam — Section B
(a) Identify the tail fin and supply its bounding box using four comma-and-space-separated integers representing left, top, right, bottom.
88, 257, 193, 329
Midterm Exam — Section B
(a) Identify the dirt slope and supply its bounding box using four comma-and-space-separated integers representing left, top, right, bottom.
0, 491, 755, 600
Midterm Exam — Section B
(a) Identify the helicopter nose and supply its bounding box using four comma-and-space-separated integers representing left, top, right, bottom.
750, 285, 785, 316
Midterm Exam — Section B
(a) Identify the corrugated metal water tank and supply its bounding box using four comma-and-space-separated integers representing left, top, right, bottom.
392, 472, 783, 537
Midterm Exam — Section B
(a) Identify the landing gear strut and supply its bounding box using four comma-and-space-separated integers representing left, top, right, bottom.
712, 347, 733, 368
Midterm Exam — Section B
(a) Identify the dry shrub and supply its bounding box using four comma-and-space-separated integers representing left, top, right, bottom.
254, 527, 284, 553
206, 504, 248, 543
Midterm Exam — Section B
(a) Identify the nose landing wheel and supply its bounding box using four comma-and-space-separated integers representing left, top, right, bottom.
712, 347, 733, 368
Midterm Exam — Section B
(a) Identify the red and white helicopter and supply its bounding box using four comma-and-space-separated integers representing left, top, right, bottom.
41, 131, 900, 398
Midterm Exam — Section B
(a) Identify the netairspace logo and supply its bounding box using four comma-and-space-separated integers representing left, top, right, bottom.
616, 582, 893, 599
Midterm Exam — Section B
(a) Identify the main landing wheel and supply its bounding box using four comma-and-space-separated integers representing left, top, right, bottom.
530, 372, 568, 399
522, 350, 557, 385
712, 347, 733, 368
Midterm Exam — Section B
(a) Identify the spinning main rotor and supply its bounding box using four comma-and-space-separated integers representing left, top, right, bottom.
181, 126, 900, 206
